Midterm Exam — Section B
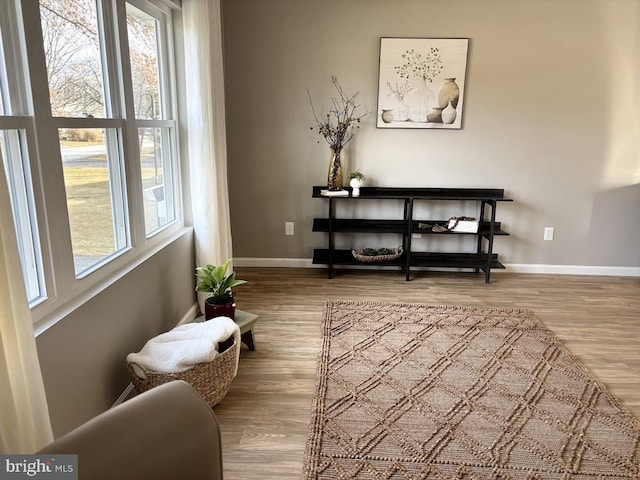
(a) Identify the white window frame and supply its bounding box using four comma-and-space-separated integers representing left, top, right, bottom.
0, 0, 184, 329
0, 1, 50, 307
0, 121, 48, 306
125, 0, 181, 238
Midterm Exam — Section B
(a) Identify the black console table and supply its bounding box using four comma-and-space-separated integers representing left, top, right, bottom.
312, 186, 512, 283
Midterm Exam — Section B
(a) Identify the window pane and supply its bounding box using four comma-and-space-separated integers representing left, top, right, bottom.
1, 129, 45, 303
140, 127, 175, 234
126, 4, 162, 120
40, 0, 107, 118
59, 128, 129, 275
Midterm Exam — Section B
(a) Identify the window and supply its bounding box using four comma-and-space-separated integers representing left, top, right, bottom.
0, 0, 183, 322
39, 0, 107, 119
0, 2, 46, 305
40, 0, 130, 276
57, 127, 128, 274
0, 128, 45, 303
126, 1, 178, 236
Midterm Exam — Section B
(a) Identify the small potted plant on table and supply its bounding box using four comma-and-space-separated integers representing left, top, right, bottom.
348, 169, 366, 196
195, 258, 246, 320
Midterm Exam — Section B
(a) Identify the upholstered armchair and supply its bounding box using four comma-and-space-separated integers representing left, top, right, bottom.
40, 380, 223, 480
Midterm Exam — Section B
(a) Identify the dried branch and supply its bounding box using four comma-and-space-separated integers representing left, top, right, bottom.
308, 76, 369, 150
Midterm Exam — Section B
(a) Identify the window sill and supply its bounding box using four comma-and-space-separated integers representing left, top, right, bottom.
34, 226, 194, 337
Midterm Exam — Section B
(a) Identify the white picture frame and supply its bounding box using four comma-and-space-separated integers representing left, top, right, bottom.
377, 37, 469, 129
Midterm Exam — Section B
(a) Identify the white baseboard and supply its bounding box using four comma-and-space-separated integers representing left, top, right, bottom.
111, 383, 135, 408
234, 257, 640, 277
501, 264, 640, 276
233, 257, 317, 268
176, 302, 201, 326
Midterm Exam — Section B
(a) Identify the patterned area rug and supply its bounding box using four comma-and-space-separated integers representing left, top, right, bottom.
303, 301, 640, 479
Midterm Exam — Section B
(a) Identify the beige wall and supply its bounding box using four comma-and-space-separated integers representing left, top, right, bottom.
36, 231, 196, 437
223, 0, 640, 269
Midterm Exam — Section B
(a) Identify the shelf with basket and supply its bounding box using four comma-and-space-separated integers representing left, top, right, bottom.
312, 186, 512, 283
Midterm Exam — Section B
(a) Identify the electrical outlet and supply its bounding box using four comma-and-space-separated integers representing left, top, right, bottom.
285, 222, 294, 236
544, 227, 554, 241
411, 233, 422, 239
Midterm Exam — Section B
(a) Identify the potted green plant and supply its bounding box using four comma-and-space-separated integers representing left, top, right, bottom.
348, 169, 366, 196
195, 258, 246, 320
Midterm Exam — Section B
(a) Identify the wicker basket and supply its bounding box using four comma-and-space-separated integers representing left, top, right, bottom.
127, 337, 238, 408
351, 247, 403, 263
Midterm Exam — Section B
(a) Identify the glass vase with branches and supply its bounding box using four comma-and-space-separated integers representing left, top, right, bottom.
394, 48, 443, 122
308, 76, 368, 190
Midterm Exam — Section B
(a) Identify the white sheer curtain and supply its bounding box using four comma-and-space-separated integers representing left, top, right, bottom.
0, 166, 53, 453
183, 0, 233, 274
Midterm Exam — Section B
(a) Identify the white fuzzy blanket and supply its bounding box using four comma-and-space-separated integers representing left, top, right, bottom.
127, 317, 240, 379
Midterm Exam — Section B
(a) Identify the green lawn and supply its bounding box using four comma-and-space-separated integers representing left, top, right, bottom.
64, 166, 161, 256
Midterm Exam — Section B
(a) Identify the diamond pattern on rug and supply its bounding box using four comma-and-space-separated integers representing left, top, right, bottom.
303, 301, 640, 479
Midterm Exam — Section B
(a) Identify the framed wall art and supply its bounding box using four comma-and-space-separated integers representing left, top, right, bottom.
377, 37, 469, 129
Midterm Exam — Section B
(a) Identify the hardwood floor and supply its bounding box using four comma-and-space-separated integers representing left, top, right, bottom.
214, 267, 640, 479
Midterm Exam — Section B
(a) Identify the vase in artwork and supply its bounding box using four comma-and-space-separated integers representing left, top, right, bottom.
438, 78, 460, 109
381, 109, 394, 123
327, 147, 343, 191
441, 101, 457, 124
407, 79, 435, 123
426, 106, 443, 123
392, 99, 409, 121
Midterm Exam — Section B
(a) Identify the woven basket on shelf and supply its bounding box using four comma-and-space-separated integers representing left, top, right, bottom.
127, 337, 238, 408
351, 247, 403, 263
